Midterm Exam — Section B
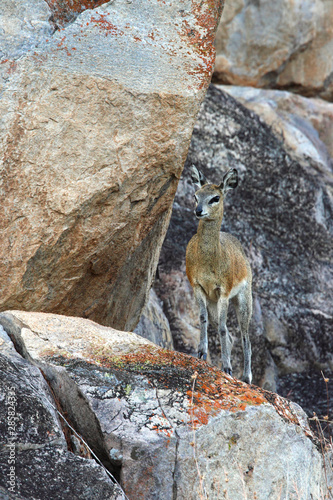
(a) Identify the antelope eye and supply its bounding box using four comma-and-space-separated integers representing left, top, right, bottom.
193, 194, 198, 202
209, 196, 220, 204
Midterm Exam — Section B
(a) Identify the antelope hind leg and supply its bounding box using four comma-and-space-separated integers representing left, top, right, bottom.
233, 288, 252, 384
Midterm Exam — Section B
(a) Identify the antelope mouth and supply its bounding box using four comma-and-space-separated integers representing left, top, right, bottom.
194, 211, 208, 219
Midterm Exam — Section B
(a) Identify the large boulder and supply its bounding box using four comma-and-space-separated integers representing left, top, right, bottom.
0, 323, 123, 499
152, 85, 333, 408
0, 311, 331, 499
213, 0, 333, 101
0, 0, 223, 331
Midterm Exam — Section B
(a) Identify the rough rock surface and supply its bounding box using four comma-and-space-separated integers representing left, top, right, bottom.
218, 85, 333, 169
213, 0, 333, 101
0, 324, 123, 500
0, 0, 53, 65
45, 0, 109, 28
152, 85, 333, 405
0, 0, 223, 331
0, 311, 331, 500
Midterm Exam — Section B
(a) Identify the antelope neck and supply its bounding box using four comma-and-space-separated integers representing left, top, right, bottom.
197, 216, 223, 251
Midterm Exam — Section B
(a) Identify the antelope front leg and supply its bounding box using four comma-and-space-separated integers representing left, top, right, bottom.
241, 333, 252, 384
194, 287, 208, 361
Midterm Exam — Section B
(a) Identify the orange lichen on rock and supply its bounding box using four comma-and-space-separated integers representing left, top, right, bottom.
90, 13, 124, 37
37, 323, 307, 435
85, 342, 303, 430
1, 60, 18, 75
180, 0, 224, 88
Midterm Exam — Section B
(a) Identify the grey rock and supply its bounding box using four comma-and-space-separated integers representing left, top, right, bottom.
0, 0, 53, 61
154, 84, 333, 400
218, 85, 333, 171
175, 404, 331, 500
263, 310, 288, 347
0, 485, 24, 500
0, 311, 331, 500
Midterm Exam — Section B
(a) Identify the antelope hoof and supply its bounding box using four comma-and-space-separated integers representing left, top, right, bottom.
223, 367, 232, 376
198, 350, 207, 361
241, 374, 252, 385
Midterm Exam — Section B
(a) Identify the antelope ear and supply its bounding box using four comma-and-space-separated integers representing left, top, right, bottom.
220, 168, 238, 194
190, 165, 208, 190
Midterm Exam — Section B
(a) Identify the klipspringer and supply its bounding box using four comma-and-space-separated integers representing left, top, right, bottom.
186, 166, 252, 384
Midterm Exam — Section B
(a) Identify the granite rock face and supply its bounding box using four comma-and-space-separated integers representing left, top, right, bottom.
0, 0, 223, 331
152, 85, 333, 396
214, 0, 333, 101
218, 85, 333, 169
0, 324, 124, 500
0, 311, 331, 500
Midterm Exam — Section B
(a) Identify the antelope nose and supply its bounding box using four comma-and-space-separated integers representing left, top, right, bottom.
195, 206, 203, 217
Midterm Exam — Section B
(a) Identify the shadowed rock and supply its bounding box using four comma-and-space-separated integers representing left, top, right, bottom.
0, 323, 123, 500
153, 85, 333, 398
